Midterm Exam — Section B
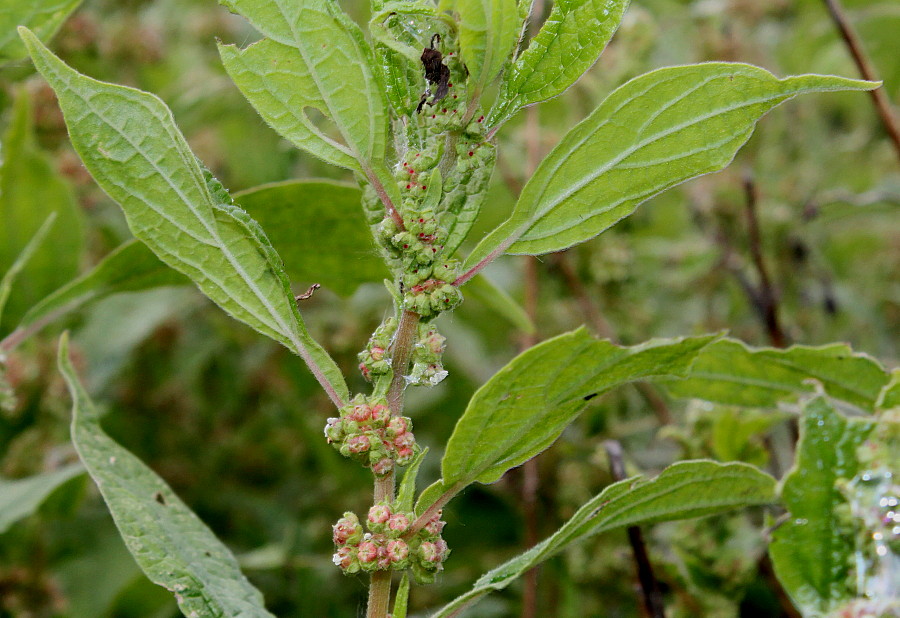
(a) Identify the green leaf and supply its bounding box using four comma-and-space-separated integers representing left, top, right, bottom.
57, 334, 276, 617
393, 573, 410, 618
663, 339, 890, 412
20, 28, 348, 406
447, 0, 520, 95
0, 0, 81, 62
464, 273, 535, 334
769, 397, 875, 615
0, 88, 84, 335
465, 64, 879, 266
236, 180, 389, 297
433, 460, 776, 617
218, 0, 387, 172
0, 462, 85, 534
0, 214, 57, 328
442, 328, 717, 487
9, 241, 187, 344
876, 369, 900, 412
397, 448, 428, 514
488, 0, 630, 126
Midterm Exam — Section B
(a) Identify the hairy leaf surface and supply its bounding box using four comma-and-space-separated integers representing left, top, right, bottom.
433, 461, 776, 616
442, 328, 717, 486
665, 339, 889, 412
58, 335, 276, 618
465, 64, 878, 266
488, 0, 630, 126
218, 0, 387, 172
21, 28, 348, 405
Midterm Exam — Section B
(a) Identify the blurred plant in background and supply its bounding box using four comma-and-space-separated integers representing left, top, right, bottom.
0, 0, 896, 616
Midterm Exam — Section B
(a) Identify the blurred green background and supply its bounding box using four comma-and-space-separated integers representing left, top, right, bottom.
0, 0, 897, 616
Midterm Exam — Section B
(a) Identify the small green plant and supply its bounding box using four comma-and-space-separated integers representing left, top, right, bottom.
2, 1, 897, 616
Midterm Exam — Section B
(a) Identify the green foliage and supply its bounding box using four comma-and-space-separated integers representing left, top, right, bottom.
434, 461, 776, 616
489, 0, 630, 126
769, 397, 875, 615
58, 334, 275, 618
0, 89, 84, 334
465, 64, 877, 266
0, 462, 84, 534
236, 180, 390, 297
20, 27, 348, 404
440, 328, 717, 489
14, 240, 187, 339
0, 214, 57, 328
446, 0, 520, 96
0, 0, 81, 61
665, 339, 891, 412
3, 2, 895, 616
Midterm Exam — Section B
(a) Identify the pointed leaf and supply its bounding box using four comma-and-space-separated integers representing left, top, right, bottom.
488, 0, 630, 126
58, 335, 276, 617
442, 328, 717, 486
448, 0, 520, 95
0, 0, 81, 62
218, 0, 387, 171
432, 460, 776, 617
20, 28, 348, 406
397, 448, 428, 515
465, 64, 879, 266
664, 339, 889, 412
235, 180, 389, 297
769, 397, 875, 615
0, 88, 84, 334
0, 462, 85, 534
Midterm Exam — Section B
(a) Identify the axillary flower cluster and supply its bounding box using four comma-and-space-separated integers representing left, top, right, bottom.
332, 502, 450, 583
325, 14, 497, 585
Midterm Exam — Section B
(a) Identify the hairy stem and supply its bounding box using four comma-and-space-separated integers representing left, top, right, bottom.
367, 308, 420, 618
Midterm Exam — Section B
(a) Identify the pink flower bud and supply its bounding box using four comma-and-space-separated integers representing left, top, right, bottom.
333, 513, 362, 545
348, 404, 371, 423
387, 416, 409, 436
347, 434, 371, 454
386, 539, 409, 562
358, 541, 379, 564
393, 432, 416, 449
371, 457, 394, 475
387, 513, 410, 535
396, 446, 414, 464
368, 504, 392, 525
424, 518, 445, 536
333, 545, 356, 570
370, 346, 385, 361
370, 404, 391, 425
419, 541, 441, 564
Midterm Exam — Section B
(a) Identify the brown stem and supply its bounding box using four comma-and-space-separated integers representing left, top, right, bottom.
742, 174, 788, 348
367, 309, 420, 617
604, 441, 666, 618
822, 0, 900, 162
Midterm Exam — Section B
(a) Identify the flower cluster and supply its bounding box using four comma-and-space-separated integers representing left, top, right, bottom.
358, 317, 397, 382
408, 324, 448, 386
324, 395, 418, 475
331, 503, 449, 581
